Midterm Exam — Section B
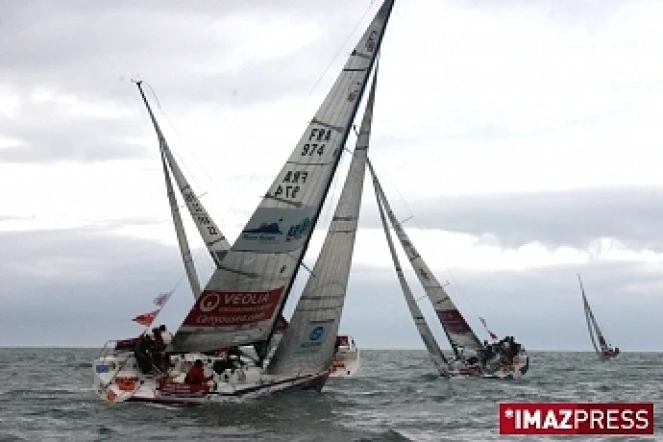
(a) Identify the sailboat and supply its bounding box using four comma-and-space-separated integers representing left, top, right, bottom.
577, 274, 620, 361
329, 335, 361, 377
369, 163, 529, 379
92, 0, 394, 404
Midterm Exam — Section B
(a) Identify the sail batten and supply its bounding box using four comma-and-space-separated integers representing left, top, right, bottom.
369, 164, 484, 356
170, 0, 396, 353
373, 174, 449, 374
266, 61, 381, 376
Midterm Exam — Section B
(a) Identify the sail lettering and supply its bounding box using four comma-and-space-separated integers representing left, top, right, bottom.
307, 128, 332, 142
282, 170, 308, 184
224, 293, 270, 305
274, 185, 300, 199
301, 143, 325, 156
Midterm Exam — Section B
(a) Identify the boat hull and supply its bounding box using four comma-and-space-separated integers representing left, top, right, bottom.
446, 350, 530, 380
329, 348, 360, 378
92, 352, 329, 405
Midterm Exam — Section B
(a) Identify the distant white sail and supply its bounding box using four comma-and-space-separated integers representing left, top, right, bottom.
373, 166, 449, 375
266, 63, 379, 376
170, 0, 396, 353
578, 274, 611, 355
369, 165, 484, 356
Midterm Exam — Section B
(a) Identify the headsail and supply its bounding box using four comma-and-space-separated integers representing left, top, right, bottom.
170, 0, 396, 353
368, 165, 483, 356
159, 148, 202, 298
136, 82, 231, 273
266, 62, 380, 376
373, 169, 448, 375
578, 274, 610, 354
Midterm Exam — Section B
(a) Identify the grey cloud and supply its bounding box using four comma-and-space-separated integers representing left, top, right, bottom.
359, 186, 663, 252
0, 110, 149, 163
1, 226, 660, 350
0, 0, 367, 104
0, 1, 376, 164
342, 260, 662, 351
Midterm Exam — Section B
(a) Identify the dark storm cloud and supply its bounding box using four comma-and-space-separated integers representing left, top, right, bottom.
359, 186, 663, 252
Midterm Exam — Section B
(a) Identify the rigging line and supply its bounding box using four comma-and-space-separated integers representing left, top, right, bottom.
143, 81, 242, 231
302, 1, 375, 105
143, 82, 210, 191
369, 156, 488, 334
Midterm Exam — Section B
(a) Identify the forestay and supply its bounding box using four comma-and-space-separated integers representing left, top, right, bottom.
373, 174, 449, 375
170, 0, 396, 353
266, 63, 379, 376
369, 166, 484, 356
136, 82, 231, 272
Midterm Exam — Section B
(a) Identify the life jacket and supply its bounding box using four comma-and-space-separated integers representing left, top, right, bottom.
185, 366, 207, 384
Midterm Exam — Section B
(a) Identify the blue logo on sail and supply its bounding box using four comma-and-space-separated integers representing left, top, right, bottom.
243, 218, 284, 235
286, 217, 311, 242
298, 323, 330, 353
309, 326, 324, 341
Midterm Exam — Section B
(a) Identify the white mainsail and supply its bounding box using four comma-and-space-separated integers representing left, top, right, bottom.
373, 172, 449, 375
266, 63, 379, 376
170, 0, 396, 353
369, 165, 484, 356
578, 274, 610, 354
136, 82, 231, 273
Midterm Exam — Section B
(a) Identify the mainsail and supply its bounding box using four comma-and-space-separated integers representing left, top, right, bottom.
373, 170, 449, 375
578, 274, 610, 354
266, 63, 379, 376
369, 165, 484, 357
170, 0, 395, 353
136, 82, 231, 273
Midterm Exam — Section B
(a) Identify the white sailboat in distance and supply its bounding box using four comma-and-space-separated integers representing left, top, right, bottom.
578, 274, 620, 361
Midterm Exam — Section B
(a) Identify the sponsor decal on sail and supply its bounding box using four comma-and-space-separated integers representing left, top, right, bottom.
182, 287, 285, 327
437, 309, 472, 334
297, 320, 334, 353
235, 207, 316, 253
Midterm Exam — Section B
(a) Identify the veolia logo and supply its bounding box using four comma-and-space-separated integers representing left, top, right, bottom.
199, 293, 221, 312
309, 326, 324, 341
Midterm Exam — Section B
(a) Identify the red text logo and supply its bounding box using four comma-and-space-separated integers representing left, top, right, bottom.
499, 402, 654, 435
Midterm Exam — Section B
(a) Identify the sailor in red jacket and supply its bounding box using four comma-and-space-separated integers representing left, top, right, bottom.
184, 359, 213, 385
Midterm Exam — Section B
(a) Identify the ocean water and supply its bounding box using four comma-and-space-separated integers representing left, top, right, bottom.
0, 349, 660, 441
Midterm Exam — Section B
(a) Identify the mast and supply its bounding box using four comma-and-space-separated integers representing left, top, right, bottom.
169, 0, 396, 354
135, 81, 231, 276
368, 163, 483, 358
257, 1, 396, 361
266, 62, 380, 376
373, 170, 449, 374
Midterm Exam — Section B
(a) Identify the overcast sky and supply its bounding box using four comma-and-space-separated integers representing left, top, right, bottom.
1, 0, 662, 351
